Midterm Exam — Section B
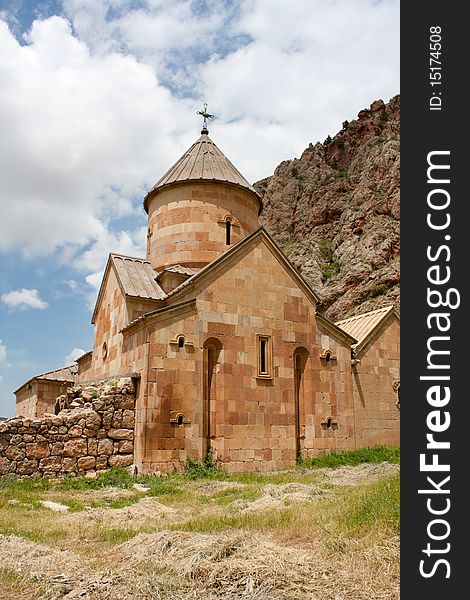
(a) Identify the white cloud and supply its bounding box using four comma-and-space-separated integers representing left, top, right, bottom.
72, 225, 147, 308
62, 0, 232, 83
73, 226, 147, 276
0, 1, 399, 296
64, 347, 86, 365
0, 340, 6, 362
1, 288, 49, 310
59, 0, 399, 182
0, 15, 194, 260
198, 0, 400, 179
63, 279, 79, 291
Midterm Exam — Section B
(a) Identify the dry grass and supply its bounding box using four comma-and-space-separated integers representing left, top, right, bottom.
118, 529, 399, 599
0, 569, 46, 600
0, 462, 399, 599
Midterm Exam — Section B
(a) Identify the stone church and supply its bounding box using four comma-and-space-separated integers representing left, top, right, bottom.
15, 118, 400, 473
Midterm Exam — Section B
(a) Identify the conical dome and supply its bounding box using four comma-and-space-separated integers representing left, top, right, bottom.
144, 133, 261, 213
144, 132, 262, 273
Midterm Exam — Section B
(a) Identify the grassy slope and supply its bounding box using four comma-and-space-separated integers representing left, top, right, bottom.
0, 446, 400, 599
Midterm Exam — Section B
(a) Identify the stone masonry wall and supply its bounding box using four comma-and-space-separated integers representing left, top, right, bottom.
0, 378, 135, 478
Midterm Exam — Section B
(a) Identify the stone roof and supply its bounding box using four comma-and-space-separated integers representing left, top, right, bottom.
144, 133, 261, 212
35, 365, 78, 382
315, 313, 357, 345
111, 254, 165, 300
74, 350, 92, 362
159, 264, 197, 277
14, 365, 78, 393
335, 305, 398, 353
91, 254, 165, 324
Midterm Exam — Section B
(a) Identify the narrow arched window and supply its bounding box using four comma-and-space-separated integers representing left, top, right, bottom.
256, 334, 272, 378
225, 219, 231, 245
177, 336, 185, 348
260, 338, 267, 373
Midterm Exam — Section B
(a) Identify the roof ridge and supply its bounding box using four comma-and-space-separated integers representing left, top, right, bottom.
97, 253, 166, 310
111, 252, 148, 263
33, 364, 77, 379
335, 305, 394, 325
334, 305, 398, 352
139, 262, 162, 298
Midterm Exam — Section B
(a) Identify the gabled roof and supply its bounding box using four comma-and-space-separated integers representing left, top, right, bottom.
14, 365, 78, 394
92, 254, 165, 324
166, 226, 321, 305
112, 255, 165, 300
121, 227, 321, 336
335, 305, 399, 354
144, 133, 262, 213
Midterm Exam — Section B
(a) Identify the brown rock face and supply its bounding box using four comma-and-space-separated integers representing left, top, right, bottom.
63, 439, 88, 457
77, 456, 96, 471
0, 457, 12, 475
97, 438, 114, 456
108, 429, 134, 440
39, 456, 62, 472
256, 95, 400, 320
25, 442, 50, 460
118, 440, 134, 454
121, 410, 135, 429
4, 445, 25, 461
108, 454, 134, 468
96, 456, 108, 470
16, 459, 38, 475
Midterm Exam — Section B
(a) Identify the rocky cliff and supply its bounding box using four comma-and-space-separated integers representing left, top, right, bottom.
256, 95, 400, 321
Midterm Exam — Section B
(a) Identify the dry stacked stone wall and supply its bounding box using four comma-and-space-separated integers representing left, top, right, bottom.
0, 378, 136, 478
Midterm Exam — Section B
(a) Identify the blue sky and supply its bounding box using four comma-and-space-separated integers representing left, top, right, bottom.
0, 0, 399, 416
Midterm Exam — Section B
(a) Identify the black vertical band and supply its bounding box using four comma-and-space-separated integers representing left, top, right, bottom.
401, 3, 467, 597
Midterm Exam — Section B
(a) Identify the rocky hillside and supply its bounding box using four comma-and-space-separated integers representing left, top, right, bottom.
255, 95, 400, 321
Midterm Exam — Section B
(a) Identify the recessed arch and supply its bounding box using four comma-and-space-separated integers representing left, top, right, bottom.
294, 347, 309, 460
203, 337, 223, 457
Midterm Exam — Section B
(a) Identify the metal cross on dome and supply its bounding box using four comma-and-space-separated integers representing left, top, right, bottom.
197, 103, 214, 134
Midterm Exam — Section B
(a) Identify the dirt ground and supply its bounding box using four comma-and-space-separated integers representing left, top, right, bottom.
0, 462, 399, 599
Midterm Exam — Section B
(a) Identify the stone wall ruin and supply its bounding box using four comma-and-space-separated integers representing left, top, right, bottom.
0, 378, 135, 478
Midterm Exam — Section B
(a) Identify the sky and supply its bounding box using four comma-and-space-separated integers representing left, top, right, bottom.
0, 0, 399, 416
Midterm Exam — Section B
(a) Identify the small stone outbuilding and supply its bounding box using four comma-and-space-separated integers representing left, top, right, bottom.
335, 306, 400, 447
15, 366, 78, 419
